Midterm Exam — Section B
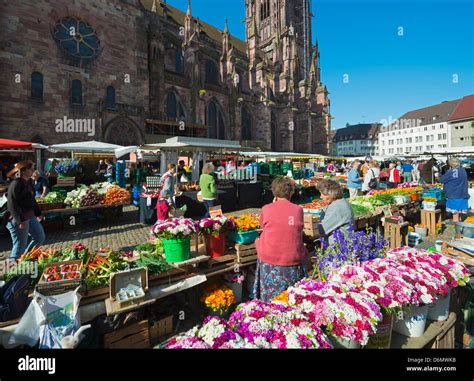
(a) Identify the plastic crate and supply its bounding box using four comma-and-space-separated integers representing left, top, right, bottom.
422, 189, 446, 201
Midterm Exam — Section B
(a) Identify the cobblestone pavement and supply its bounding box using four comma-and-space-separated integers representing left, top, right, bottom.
0, 205, 152, 260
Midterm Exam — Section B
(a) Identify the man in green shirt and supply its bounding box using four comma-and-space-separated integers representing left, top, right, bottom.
199, 163, 217, 218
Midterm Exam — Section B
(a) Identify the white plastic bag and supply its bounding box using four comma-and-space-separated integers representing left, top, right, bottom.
8, 288, 81, 349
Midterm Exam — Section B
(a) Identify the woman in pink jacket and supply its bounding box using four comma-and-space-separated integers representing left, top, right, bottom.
254, 177, 307, 302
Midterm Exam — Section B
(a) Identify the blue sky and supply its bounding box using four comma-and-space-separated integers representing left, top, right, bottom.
166, 0, 474, 129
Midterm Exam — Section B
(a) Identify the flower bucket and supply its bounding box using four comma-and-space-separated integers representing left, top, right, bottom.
408, 232, 420, 247
228, 230, 259, 244
393, 305, 428, 338
225, 282, 243, 304
366, 313, 394, 349
205, 234, 226, 258
329, 335, 361, 349
415, 226, 427, 237
393, 195, 406, 205
208, 308, 231, 319
163, 236, 191, 263
428, 289, 451, 321
422, 201, 437, 211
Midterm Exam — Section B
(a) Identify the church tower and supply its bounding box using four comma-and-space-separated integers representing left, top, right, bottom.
245, 0, 330, 154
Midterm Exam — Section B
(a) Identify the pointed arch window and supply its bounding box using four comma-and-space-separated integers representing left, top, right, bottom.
166, 91, 186, 121
71, 79, 82, 105
205, 60, 219, 85
106, 86, 116, 108
175, 48, 183, 73
31, 72, 44, 100
207, 100, 225, 139
241, 107, 252, 141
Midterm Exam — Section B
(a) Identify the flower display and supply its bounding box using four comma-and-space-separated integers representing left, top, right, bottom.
54, 158, 79, 176
151, 218, 198, 240
328, 261, 412, 313
201, 285, 236, 315
313, 225, 386, 279
287, 279, 382, 345
228, 213, 260, 232
228, 300, 332, 349
166, 247, 469, 349
166, 316, 248, 349
198, 216, 235, 236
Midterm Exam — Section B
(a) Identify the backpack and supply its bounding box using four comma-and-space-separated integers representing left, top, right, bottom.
0, 274, 30, 322
368, 169, 378, 190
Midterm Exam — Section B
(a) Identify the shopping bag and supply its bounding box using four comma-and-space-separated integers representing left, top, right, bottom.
8, 287, 81, 349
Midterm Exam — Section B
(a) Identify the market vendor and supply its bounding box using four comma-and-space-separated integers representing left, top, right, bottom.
317, 179, 354, 243
440, 158, 468, 222
156, 163, 176, 221
254, 176, 307, 302
32, 170, 49, 198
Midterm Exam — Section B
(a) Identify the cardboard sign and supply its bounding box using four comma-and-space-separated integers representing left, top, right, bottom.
209, 205, 223, 218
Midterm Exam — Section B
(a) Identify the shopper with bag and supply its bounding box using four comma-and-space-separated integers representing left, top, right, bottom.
362, 160, 380, 193
6, 161, 45, 259
156, 164, 176, 221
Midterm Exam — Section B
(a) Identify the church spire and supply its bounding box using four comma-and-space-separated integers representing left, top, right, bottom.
184, 0, 193, 44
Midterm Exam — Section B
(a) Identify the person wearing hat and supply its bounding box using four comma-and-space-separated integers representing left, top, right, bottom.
6, 160, 45, 259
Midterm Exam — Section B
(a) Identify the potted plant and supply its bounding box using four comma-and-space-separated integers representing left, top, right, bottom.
199, 216, 235, 258
201, 284, 236, 318
227, 213, 260, 244
151, 218, 198, 263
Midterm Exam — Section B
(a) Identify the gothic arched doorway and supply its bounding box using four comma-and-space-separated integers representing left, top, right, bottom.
103, 117, 143, 146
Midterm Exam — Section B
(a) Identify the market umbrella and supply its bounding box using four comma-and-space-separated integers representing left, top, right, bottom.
48, 140, 124, 153
0, 138, 32, 150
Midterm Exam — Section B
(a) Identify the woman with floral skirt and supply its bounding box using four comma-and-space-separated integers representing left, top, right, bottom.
254, 177, 307, 302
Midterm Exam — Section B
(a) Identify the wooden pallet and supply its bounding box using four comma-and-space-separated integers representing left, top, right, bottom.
104, 319, 150, 349
442, 240, 474, 266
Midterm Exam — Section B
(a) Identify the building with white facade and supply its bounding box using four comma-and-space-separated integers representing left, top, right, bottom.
378, 99, 460, 156
332, 123, 381, 157
449, 94, 474, 148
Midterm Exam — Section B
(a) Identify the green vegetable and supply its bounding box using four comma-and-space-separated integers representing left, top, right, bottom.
134, 253, 169, 275
350, 203, 372, 217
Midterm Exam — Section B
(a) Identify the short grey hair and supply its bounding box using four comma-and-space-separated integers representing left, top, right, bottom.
202, 163, 215, 174
448, 158, 461, 168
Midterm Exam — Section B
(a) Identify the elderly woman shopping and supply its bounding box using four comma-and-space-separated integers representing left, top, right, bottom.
254, 177, 307, 302
440, 158, 469, 222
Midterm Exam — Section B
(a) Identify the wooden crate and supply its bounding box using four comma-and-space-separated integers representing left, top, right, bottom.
304, 214, 320, 238
421, 209, 442, 237
104, 320, 150, 349
442, 241, 474, 266
150, 315, 174, 343
56, 177, 76, 187
235, 242, 257, 264
384, 219, 409, 250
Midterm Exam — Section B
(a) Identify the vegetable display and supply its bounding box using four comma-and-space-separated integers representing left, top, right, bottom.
104, 186, 131, 205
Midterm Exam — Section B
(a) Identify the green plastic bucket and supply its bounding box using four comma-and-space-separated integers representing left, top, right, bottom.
163, 236, 191, 263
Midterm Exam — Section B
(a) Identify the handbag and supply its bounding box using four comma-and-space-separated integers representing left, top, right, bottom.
368, 169, 378, 190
